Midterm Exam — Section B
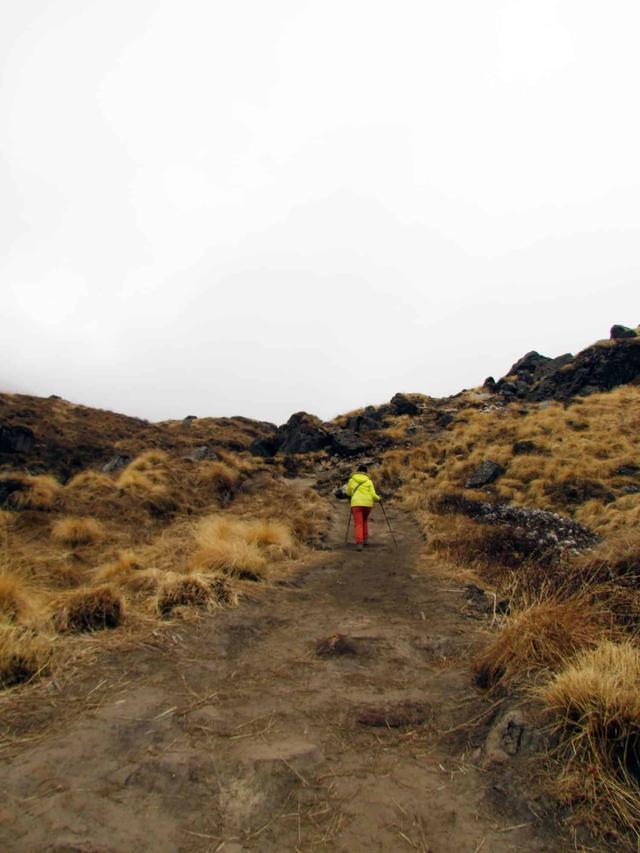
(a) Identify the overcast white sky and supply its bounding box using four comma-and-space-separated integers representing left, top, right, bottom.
1, 1, 638, 424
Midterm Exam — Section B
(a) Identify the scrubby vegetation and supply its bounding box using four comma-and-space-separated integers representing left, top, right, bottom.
377, 375, 640, 841
0, 425, 331, 692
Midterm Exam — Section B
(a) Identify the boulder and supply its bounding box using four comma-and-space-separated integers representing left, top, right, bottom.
390, 393, 419, 416
276, 412, 331, 455
434, 410, 454, 429
610, 324, 638, 340
483, 377, 497, 392
614, 464, 640, 477
102, 455, 131, 474
327, 430, 370, 457
508, 351, 551, 377
344, 406, 387, 434
249, 436, 279, 458
188, 446, 218, 461
0, 424, 34, 454
464, 460, 505, 489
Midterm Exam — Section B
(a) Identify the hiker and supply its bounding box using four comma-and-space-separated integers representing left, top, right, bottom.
345, 464, 381, 550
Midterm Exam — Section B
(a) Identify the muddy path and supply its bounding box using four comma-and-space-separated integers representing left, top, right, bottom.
0, 500, 562, 852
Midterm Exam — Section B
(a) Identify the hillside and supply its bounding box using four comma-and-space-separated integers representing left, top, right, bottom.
1, 322, 640, 850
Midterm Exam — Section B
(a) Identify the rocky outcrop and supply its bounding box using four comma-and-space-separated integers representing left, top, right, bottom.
490, 328, 640, 403
528, 337, 640, 402
276, 412, 331, 455
390, 393, 419, 416
436, 493, 598, 561
327, 430, 370, 457
0, 424, 34, 454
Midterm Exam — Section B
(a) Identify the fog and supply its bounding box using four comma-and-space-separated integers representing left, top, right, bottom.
2, 0, 638, 424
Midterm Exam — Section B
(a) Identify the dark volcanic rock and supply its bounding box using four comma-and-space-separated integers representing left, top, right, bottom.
249, 436, 280, 458
437, 492, 598, 559
483, 377, 497, 392
528, 338, 640, 402
434, 410, 454, 429
0, 478, 25, 508
276, 412, 331, 455
465, 460, 505, 489
614, 464, 640, 477
610, 324, 638, 340
390, 393, 419, 416
345, 406, 387, 434
0, 424, 34, 454
512, 440, 538, 455
327, 430, 370, 457
508, 351, 551, 377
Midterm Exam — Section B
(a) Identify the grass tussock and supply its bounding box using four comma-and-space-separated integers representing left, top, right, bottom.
65, 470, 115, 493
0, 626, 52, 689
156, 572, 237, 616
540, 640, 640, 838
474, 596, 609, 688
51, 516, 104, 547
94, 550, 143, 584
3, 474, 62, 510
0, 574, 30, 624
52, 585, 125, 633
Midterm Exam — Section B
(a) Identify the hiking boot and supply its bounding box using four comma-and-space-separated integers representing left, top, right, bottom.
356, 543, 363, 551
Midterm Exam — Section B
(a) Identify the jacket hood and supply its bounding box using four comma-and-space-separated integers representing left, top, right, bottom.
351, 472, 371, 483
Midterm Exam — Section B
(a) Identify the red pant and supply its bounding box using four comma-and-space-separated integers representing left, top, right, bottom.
351, 506, 371, 544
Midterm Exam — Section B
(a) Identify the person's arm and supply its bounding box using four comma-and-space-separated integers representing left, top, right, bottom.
371, 481, 381, 502
345, 477, 354, 497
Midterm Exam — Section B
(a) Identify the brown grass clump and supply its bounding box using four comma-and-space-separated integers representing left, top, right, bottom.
0, 574, 30, 623
65, 470, 115, 493
116, 450, 170, 499
156, 573, 237, 616
191, 538, 267, 581
0, 626, 52, 688
474, 596, 608, 689
0, 510, 15, 530
94, 550, 143, 584
244, 519, 296, 558
51, 516, 104, 547
198, 461, 239, 503
4, 474, 62, 510
52, 585, 125, 632
540, 641, 640, 838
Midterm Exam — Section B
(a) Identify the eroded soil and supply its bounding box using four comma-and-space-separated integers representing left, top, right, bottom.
0, 500, 564, 852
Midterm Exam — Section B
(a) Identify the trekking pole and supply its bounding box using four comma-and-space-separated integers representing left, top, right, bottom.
344, 507, 352, 544
379, 500, 398, 547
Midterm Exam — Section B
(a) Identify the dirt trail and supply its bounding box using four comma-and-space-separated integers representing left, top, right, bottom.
1, 499, 560, 852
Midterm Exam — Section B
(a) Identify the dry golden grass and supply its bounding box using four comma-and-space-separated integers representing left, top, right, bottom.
52, 585, 125, 633
0, 625, 52, 689
540, 640, 640, 838
65, 470, 115, 493
94, 550, 143, 584
474, 596, 609, 688
156, 572, 238, 616
0, 510, 15, 530
191, 537, 267, 581
0, 574, 30, 624
244, 519, 296, 558
3, 475, 62, 511
51, 516, 104, 547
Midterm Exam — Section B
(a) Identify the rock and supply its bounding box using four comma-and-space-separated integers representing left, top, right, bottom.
249, 436, 279, 457
390, 393, 419, 416
188, 446, 218, 461
610, 324, 638, 340
0, 424, 34, 454
512, 440, 537, 455
483, 377, 497, 392
435, 410, 454, 429
482, 710, 527, 768
614, 464, 640, 477
508, 351, 551, 377
344, 406, 387, 433
276, 412, 331, 455
465, 460, 505, 489
435, 492, 598, 562
101, 455, 131, 474
528, 337, 640, 402
327, 429, 370, 457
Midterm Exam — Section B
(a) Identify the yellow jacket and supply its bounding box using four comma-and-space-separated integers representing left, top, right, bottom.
345, 472, 380, 508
